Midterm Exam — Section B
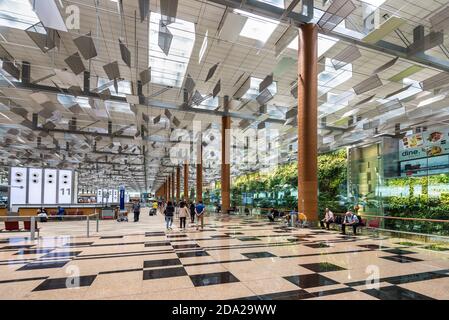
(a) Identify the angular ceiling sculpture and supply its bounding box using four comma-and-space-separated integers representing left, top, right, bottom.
160, 0, 178, 25
318, 0, 356, 31
119, 39, 132, 68
64, 52, 86, 75
158, 21, 173, 56
140, 67, 151, 85
73, 32, 98, 60
205, 63, 219, 83
103, 61, 120, 80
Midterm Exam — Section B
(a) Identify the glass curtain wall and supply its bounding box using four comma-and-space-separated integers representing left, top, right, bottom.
348, 129, 449, 236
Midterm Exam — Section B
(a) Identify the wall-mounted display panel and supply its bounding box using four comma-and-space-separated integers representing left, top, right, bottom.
28, 168, 43, 204
58, 170, 73, 204
9, 167, 27, 209
43, 169, 57, 204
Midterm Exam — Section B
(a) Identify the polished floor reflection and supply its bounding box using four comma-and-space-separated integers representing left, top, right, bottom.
1, 212, 449, 300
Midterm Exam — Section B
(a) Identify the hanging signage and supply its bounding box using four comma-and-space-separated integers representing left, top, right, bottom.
119, 185, 125, 210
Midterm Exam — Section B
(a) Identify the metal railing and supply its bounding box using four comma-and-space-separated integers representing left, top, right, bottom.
0, 213, 100, 240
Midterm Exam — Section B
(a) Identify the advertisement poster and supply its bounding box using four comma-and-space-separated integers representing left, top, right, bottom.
399, 128, 449, 161
400, 155, 449, 177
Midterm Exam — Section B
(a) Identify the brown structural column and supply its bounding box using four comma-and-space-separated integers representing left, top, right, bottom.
184, 163, 189, 201
298, 23, 318, 223
221, 96, 231, 214
171, 172, 175, 202
176, 166, 181, 202
196, 138, 203, 203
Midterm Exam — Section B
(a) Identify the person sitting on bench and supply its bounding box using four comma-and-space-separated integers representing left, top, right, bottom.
267, 208, 279, 222
341, 211, 359, 235
320, 208, 334, 230
37, 208, 48, 222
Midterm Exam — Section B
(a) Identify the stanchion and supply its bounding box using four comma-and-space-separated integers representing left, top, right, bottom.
30, 216, 35, 240
96, 214, 99, 232
87, 215, 90, 238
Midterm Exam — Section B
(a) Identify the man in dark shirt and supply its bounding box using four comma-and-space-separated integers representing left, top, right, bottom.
132, 201, 141, 222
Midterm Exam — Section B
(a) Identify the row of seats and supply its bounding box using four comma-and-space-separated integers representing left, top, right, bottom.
1, 221, 39, 232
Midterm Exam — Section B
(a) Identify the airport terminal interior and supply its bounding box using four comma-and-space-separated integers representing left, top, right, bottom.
1, 0, 449, 300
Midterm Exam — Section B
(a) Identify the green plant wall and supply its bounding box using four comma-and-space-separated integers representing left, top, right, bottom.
227, 149, 348, 214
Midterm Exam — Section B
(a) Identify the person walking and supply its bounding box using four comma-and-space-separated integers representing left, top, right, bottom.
189, 202, 196, 224
178, 202, 189, 231
132, 201, 141, 222
195, 200, 205, 231
164, 201, 175, 230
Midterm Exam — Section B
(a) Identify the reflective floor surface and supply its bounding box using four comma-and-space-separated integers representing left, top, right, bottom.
1, 212, 449, 300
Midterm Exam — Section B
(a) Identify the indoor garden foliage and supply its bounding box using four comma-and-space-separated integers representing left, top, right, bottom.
229, 149, 348, 216
381, 174, 449, 235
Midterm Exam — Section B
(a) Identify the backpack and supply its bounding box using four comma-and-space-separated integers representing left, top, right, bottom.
335, 215, 342, 224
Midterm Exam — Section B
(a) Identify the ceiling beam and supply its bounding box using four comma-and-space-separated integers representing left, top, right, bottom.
206, 0, 449, 73
0, 80, 285, 124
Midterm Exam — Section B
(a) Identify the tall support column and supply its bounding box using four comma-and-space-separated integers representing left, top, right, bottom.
298, 23, 318, 223
176, 166, 181, 202
184, 163, 189, 201
221, 96, 231, 214
171, 171, 175, 203
196, 137, 203, 203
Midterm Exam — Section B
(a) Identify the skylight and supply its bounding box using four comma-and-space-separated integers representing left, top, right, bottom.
319, 90, 355, 117
105, 101, 133, 114
235, 9, 279, 43
242, 77, 277, 100
0, 0, 40, 30
318, 58, 352, 96
256, 0, 284, 8
199, 30, 208, 64
288, 33, 340, 58
198, 95, 219, 110
149, 12, 195, 88
57, 94, 92, 109
97, 78, 132, 97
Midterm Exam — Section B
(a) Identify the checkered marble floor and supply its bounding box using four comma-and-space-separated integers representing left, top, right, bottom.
1, 212, 449, 300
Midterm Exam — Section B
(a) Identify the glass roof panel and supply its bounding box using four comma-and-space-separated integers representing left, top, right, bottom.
242, 77, 278, 100
97, 78, 132, 97
235, 9, 279, 43
318, 58, 352, 96
149, 12, 195, 88
0, 0, 39, 30
256, 0, 284, 8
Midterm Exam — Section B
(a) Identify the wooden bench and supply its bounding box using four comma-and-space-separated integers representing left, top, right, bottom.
326, 214, 366, 234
